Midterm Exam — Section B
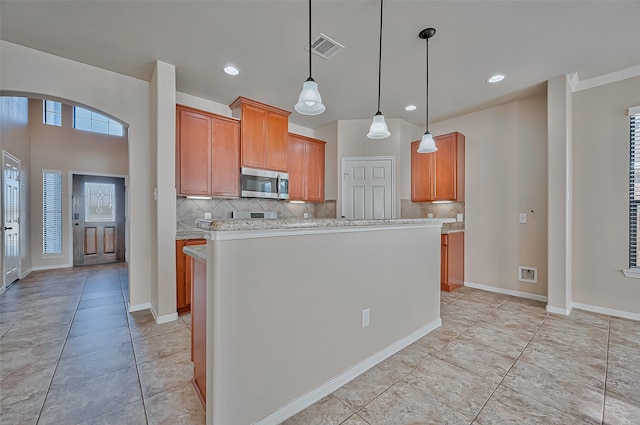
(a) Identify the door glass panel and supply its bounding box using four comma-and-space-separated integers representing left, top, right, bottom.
84, 182, 115, 222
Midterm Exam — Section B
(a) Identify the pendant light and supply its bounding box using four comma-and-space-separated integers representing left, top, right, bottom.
417, 28, 437, 153
295, 0, 325, 115
367, 0, 390, 139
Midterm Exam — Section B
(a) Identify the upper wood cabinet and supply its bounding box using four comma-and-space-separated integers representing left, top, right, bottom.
411, 131, 465, 202
229, 96, 291, 172
288, 133, 326, 203
176, 105, 240, 198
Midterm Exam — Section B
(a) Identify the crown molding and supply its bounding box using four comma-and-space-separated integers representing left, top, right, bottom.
569, 64, 640, 93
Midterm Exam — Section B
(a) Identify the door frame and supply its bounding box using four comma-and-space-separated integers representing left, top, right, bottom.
341, 156, 395, 219
2, 150, 21, 292
69, 171, 129, 264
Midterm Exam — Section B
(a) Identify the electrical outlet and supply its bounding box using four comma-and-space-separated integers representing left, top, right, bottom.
303, 213, 309, 219
204, 212, 212, 219
519, 213, 527, 224
456, 213, 464, 222
362, 308, 370, 328
427, 213, 434, 219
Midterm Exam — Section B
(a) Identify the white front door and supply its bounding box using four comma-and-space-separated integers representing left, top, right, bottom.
342, 157, 394, 219
3, 151, 21, 290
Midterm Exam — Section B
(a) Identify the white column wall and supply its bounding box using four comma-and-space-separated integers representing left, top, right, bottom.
546, 75, 573, 314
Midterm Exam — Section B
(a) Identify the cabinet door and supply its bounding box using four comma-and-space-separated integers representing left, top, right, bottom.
241, 104, 267, 169
305, 140, 325, 202
434, 133, 457, 201
177, 109, 212, 196
176, 239, 206, 314
266, 112, 289, 171
212, 118, 240, 197
287, 135, 306, 201
411, 140, 435, 201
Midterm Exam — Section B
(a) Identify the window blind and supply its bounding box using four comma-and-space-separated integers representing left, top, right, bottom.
629, 112, 640, 268
43, 171, 62, 255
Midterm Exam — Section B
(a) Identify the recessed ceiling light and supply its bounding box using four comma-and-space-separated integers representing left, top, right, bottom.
487, 74, 506, 83
223, 66, 239, 76
405, 104, 417, 111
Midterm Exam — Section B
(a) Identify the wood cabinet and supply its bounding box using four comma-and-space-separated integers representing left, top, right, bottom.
229, 96, 291, 172
441, 232, 464, 292
176, 105, 240, 197
288, 133, 326, 203
175, 239, 206, 314
411, 132, 465, 202
191, 255, 207, 407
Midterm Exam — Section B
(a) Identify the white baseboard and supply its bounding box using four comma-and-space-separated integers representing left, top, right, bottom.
128, 302, 151, 312
149, 305, 178, 324
572, 302, 640, 321
464, 280, 548, 302
255, 318, 442, 425
546, 305, 572, 316
31, 263, 73, 271
20, 269, 32, 279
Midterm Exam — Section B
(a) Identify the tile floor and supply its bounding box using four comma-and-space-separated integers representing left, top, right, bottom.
1, 264, 639, 424
0, 263, 204, 425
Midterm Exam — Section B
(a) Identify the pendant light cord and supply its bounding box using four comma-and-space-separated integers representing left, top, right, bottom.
308, 0, 312, 80
425, 33, 429, 132
376, 0, 384, 113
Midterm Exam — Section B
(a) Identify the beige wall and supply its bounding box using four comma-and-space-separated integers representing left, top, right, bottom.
27, 100, 128, 269
1, 40, 153, 309
572, 75, 640, 314
430, 94, 548, 297
207, 225, 441, 424
1, 97, 32, 275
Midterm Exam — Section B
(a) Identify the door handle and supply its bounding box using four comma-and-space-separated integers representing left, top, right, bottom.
4, 227, 12, 230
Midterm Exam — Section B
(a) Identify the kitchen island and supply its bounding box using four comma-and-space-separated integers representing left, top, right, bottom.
186, 218, 445, 425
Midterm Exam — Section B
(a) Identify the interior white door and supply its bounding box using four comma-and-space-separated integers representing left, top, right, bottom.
342, 157, 393, 219
3, 151, 21, 289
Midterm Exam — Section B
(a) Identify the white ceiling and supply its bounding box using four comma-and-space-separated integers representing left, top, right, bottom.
1, 1, 639, 129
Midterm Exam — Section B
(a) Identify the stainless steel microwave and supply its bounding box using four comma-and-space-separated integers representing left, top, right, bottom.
240, 167, 289, 200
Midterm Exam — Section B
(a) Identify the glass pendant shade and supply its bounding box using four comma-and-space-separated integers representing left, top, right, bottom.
367, 112, 390, 139
295, 78, 325, 115
417, 131, 437, 153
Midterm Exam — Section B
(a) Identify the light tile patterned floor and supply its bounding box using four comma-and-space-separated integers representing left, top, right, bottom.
0, 263, 203, 425
1, 264, 640, 424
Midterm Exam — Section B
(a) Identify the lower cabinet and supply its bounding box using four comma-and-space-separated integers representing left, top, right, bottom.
176, 239, 206, 314
191, 256, 207, 408
441, 232, 464, 292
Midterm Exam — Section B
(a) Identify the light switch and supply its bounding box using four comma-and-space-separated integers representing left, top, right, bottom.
519, 213, 527, 224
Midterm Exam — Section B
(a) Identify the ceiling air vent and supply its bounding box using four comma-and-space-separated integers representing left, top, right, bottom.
308, 33, 345, 60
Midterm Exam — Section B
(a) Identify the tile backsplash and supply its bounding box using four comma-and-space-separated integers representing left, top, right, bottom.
176, 198, 337, 232
401, 199, 465, 230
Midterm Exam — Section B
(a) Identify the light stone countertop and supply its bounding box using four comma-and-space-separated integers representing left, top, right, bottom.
183, 245, 206, 262
195, 217, 455, 232
176, 230, 206, 240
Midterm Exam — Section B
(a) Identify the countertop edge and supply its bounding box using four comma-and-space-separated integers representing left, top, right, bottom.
183, 245, 207, 262
196, 218, 454, 232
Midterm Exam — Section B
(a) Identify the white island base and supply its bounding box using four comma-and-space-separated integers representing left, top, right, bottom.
195, 219, 444, 425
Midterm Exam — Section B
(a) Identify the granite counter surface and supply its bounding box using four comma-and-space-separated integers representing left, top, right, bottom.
176, 230, 206, 240
183, 245, 207, 262
196, 217, 455, 232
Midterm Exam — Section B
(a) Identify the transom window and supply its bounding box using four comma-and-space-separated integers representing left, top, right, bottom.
73, 106, 124, 137
43, 100, 62, 126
